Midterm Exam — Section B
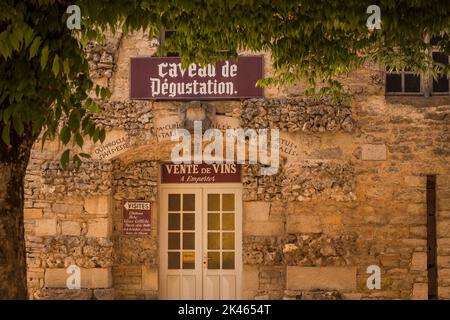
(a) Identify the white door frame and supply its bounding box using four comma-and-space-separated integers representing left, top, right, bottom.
159, 183, 242, 300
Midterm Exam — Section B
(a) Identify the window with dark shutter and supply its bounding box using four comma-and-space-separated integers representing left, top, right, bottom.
385, 36, 450, 97
385, 67, 422, 94
432, 51, 450, 94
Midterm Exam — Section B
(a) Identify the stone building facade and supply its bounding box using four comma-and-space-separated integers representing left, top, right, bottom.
23, 31, 450, 300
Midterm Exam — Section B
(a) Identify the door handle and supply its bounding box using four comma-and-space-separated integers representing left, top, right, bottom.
202, 255, 212, 265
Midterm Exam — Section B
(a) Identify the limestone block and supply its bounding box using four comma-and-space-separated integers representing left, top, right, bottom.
361, 144, 387, 161
242, 265, 259, 292
88, 268, 113, 288
35, 219, 57, 236
86, 218, 112, 238
438, 286, 450, 299
36, 288, 93, 300
24, 208, 43, 219
287, 215, 322, 233
402, 238, 427, 248
407, 204, 425, 215
142, 266, 158, 291
244, 221, 284, 236
412, 283, 428, 300
361, 206, 375, 215
437, 175, 450, 189
93, 289, 115, 300
404, 176, 424, 188
342, 293, 362, 300
269, 201, 285, 216
144, 291, 158, 300
45, 268, 113, 289
61, 221, 81, 236
411, 252, 427, 271
52, 203, 83, 214
409, 226, 426, 238
84, 196, 112, 215
286, 267, 356, 292
44, 268, 69, 288
244, 201, 270, 221
438, 256, 450, 268
322, 215, 342, 226
438, 238, 450, 247
242, 290, 256, 300
438, 268, 450, 278
439, 198, 450, 211
394, 189, 425, 203
438, 221, 450, 237
42, 139, 61, 153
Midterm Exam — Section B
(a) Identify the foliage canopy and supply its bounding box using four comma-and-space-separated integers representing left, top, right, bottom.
1, 0, 449, 166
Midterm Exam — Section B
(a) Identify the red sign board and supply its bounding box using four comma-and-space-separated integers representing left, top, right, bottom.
130, 56, 263, 100
122, 201, 152, 236
161, 163, 241, 183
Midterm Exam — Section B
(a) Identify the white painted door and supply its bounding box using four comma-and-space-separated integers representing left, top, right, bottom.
160, 188, 203, 299
160, 186, 241, 300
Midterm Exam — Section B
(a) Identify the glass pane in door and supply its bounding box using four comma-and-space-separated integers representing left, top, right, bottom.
207, 193, 235, 270
168, 193, 196, 270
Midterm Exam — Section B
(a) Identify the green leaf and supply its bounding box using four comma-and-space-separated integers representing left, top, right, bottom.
99, 128, 106, 142
100, 87, 111, 99
87, 123, 95, 136
60, 126, 71, 144
63, 59, 70, 75
82, 115, 91, 130
92, 129, 99, 143
1, 123, 11, 146
41, 130, 50, 150
86, 100, 100, 113
28, 36, 41, 59
60, 149, 70, 170
75, 132, 83, 147
3, 105, 14, 122
68, 110, 80, 130
73, 154, 82, 170
79, 152, 91, 159
23, 28, 34, 48
9, 29, 21, 51
12, 116, 24, 136
40, 45, 49, 70
0, 31, 12, 59
52, 54, 60, 76
32, 117, 45, 136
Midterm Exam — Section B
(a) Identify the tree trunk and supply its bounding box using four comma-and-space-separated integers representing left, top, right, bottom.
0, 125, 36, 299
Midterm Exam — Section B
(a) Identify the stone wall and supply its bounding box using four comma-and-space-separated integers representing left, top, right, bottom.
23, 31, 450, 300
92, 100, 154, 137
111, 160, 159, 300
241, 98, 450, 300
243, 161, 355, 202
240, 98, 354, 132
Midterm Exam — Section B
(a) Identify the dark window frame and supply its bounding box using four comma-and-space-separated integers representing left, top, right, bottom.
158, 28, 179, 57
385, 69, 423, 96
385, 50, 450, 97
431, 50, 450, 95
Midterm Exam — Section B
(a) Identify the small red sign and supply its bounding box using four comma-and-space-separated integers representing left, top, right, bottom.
122, 201, 152, 236
161, 163, 242, 183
